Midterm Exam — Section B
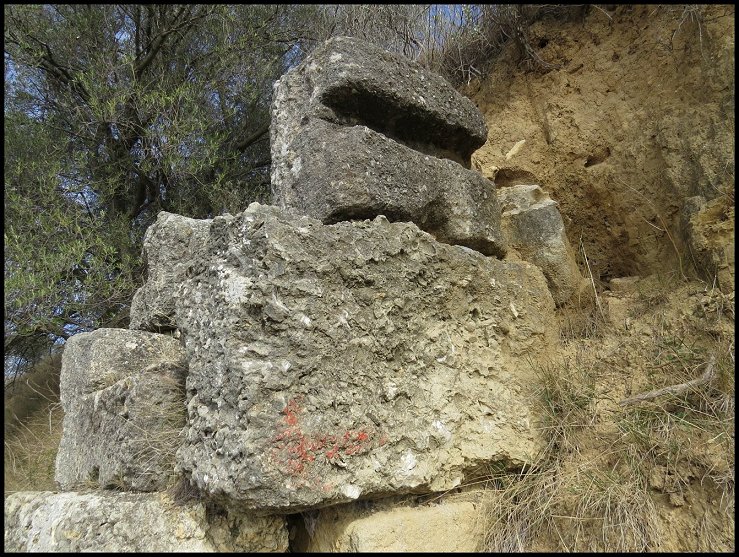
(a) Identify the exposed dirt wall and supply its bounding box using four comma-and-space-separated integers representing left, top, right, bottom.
469, 6, 734, 551
470, 4, 734, 284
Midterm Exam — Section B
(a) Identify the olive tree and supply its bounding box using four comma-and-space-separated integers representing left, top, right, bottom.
4, 4, 319, 376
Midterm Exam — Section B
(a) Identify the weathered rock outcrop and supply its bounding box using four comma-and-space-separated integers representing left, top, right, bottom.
271, 36, 506, 256
42, 35, 574, 550
498, 184, 587, 306
130, 212, 211, 331
296, 493, 485, 552
55, 328, 188, 492
681, 194, 735, 293
172, 203, 556, 512
3, 491, 288, 552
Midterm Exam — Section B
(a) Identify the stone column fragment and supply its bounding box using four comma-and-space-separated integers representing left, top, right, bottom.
4, 491, 288, 552
498, 185, 587, 306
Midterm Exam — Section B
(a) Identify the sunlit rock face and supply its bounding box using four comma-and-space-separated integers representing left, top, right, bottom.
173, 203, 556, 512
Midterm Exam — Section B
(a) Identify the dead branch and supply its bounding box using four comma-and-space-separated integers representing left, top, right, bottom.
619, 356, 717, 407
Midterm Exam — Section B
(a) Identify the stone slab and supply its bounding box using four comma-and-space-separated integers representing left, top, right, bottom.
55, 328, 188, 491
498, 185, 586, 306
300, 493, 485, 552
3, 491, 288, 552
270, 37, 503, 257
130, 212, 212, 332
272, 36, 487, 163
173, 203, 557, 512
272, 119, 505, 256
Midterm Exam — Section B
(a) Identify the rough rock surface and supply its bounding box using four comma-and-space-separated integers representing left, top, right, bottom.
3, 491, 288, 552
498, 184, 586, 306
469, 5, 734, 282
681, 195, 735, 293
55, 328, 188, 491
130, 212, 212, 331
271, 36, 505, 256
296, 493, 485, 552
272, 119, 505, 256
173, 203, 557, 512
272, 36, 487, 163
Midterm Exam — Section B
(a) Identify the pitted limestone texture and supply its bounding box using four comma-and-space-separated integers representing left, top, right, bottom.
130, 212, 212, 332
270, 36, 505, 257
55, 328, 188, 492
498, 184, 587, 306
171, 203, 557, 512
3, 491, 288, 552
273, 119, 504, 256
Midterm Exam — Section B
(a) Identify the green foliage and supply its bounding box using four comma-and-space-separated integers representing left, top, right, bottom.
4, 5, 322, 375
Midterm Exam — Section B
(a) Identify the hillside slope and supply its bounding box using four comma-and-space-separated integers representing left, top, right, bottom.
470, 4, 733, 286
469, 4, 734, 551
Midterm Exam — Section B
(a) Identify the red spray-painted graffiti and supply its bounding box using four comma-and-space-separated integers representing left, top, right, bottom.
270, 396, 382, 478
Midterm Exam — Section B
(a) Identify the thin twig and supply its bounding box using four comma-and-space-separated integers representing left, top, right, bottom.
580, 236, 605, 320
591, 5, 613, 21
641, 217, 665, 232
618, 179, 687, 281
619, 356, 716, 407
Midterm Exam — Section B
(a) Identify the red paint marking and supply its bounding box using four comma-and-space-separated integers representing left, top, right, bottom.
283, 399, 300, 426
271, 410, 385, 476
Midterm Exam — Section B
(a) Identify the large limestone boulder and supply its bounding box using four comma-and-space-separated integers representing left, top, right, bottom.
271, 36, 505, 256
55, 328, 188, 492
3, 491, 288, 552
296, 493, 485, 552
270, 119, 504, 257
173, 203, 557, 512
130, 212, 212, 331
498, 184, 587, 306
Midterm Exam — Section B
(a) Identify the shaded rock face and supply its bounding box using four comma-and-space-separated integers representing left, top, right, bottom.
498, 185, 586, 306
174, 203, 556, 512
130, 212, 212, 332
3, 491, 288, 552
271, 36, 506, 257
55, 328, 188, 492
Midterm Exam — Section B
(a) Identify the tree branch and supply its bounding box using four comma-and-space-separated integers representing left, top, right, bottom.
233, 121, 270, 152
134, 6, 211, 78
619, 357, 717, 407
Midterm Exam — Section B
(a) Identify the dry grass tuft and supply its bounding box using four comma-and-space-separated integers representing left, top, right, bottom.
4, 401, 64, 494
124, 370, 188, 490
4, 352, 64, 495
480, 456, 660, 552
4, 352, 62, 437
479, 283, 734, 551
